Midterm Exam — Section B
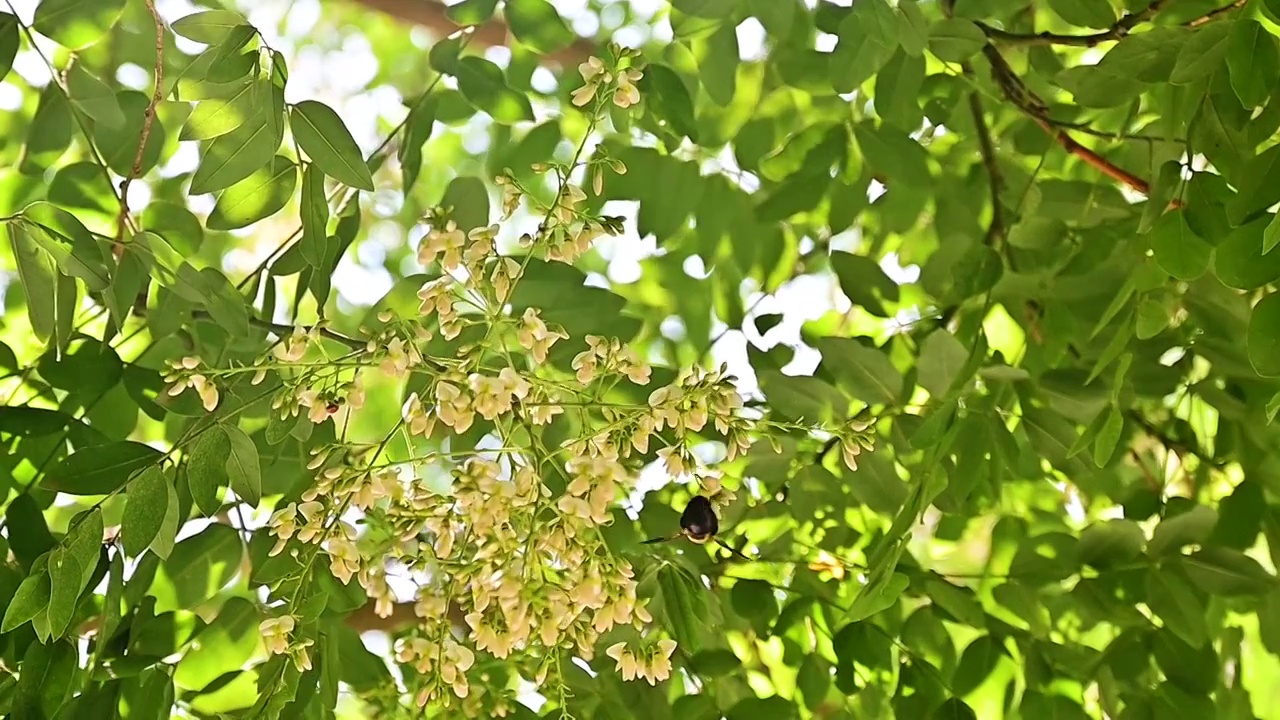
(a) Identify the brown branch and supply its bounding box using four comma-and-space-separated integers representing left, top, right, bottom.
942, 0, 1005, 245
116, 0, 165, 259
967, 92, 1005, 244
1186, 0, 1248, 28
344, 0, 596, 68
979, 44, 1182, 208
977, 0, 1168, 47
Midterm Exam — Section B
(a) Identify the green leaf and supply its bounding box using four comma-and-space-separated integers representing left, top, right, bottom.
638, 63, 700, 141
188, 427, 231, 516
299, 164, 330, 268
1145, 567, 1207, 648
106, 240, 150, 337
1170, 22, 1231, 85
813, 337, 903, 406
854, 122, 931, 188
758, 370, 843, 423
190, 98, 282, 195
830, 0, 898, 93
156, 524, 243, 612
1078, 518, 1144, 568
1150, 211, 1211, 280
1215, 217, 1280, 289
151, 474, 181, 561
182, 83, 261, 142
455, 56, 535, 124
1044, 0, 1115, 27
6, 495, 55, 570
875, 50, 924, 129
1056, 64, 1143, 108
1148, 505, 1217, 556
1135, 297, 1169, 339
829, 249, 901, 316
1, 569, 51, 633
5, 222, 59, 341
1092, 405, 1124, 467
1265, 213, 1280, 255
656, 563, 712, 651
929, 18, 987, 63
23, 201, 110, 291
208, 155, 297, 230
199, 267, 251, 337
896, 1, 928, 57
1268, 391, 1280, 423
33, 0, 126, 50
731, 579, 779, 629
1226, 19, 1280, 108
916, 330, 968, 397
121, 466, 170, 557
505, 0, 575, 54
223, 425, 262, 507
398, 97, 437, 194
171, 10, 249, 44
932, 698, 978, 720
46, 548, 84, 638
440, 176, 491, 234
847, 572, 908, 622
1181, 548, 1276, 596
93, 90, 168, 177
1249, 291, 1280, 377
1229, 145, 1280, 224
100, 551, 125, 642
174, 597, 260, 690
952, 635, 1004, 697
42, 441, 163, 496
795, 654, 830, 710
0, 14, 19, 83
289, 101, 374, 191
21, 83, 74, 173
673, 0, 736, 17
446, 0, 499, 24
66, 62, 123, 128
697, 23, 739, 107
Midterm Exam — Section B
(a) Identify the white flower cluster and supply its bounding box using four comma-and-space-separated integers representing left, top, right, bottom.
158, 49, 877, 717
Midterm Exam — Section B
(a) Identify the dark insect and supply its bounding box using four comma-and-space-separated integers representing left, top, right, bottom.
643, 495, 750, 560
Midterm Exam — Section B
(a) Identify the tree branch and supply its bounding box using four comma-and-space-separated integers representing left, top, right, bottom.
342, 0, 596, 68
967, 91, 1005, 244
115, 0, 165, 258
191, 310, 367, 350
977, 0, 1169, 47
978, 44, 1181, 207
1185, 0, 1248, 28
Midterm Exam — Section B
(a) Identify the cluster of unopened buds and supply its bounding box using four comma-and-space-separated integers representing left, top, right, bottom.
162, 356, 220, 412
838, 418, 876, 471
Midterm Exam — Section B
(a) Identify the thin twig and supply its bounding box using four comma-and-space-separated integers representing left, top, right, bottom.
117, 0, 166, 258
967, 91, 1005, 244
977, 0, 1168, 47
190, 310, 365, 349
1185, 0, 1247, 28
979, 44, 1182, 207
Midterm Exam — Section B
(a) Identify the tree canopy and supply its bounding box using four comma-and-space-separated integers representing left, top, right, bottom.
1, 0, 1279, 717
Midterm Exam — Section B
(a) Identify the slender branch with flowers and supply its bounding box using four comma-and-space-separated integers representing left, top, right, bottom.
160, 46, 873, 717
